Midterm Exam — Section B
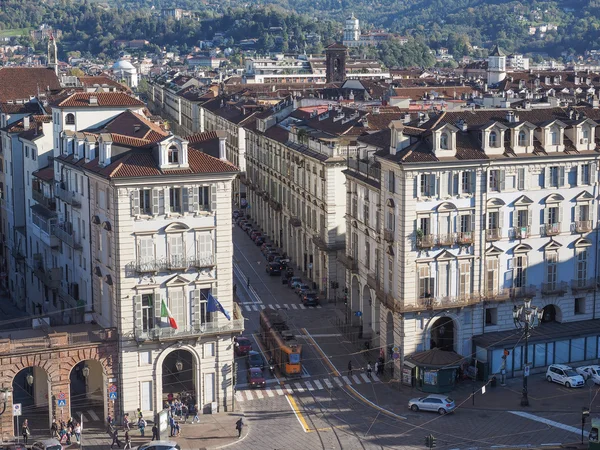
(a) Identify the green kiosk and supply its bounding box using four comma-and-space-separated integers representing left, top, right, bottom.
405, 348, 465, 394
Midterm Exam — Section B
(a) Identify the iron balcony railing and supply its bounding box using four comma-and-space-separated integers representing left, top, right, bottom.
33, 263, 62, 290
543, 223, 561, 236
53, 222, 82, 250
437, 233, 456, 246
54, 184, 81, 208
509, 284, 537, 299
32, 190, 56, 211
131, 255, 216, 274
574, 220, 593, 233
383, 229, 394, 242
571, 278, 597, 292
416, 234, 436, 249
338, 253, 358, 272
486, 228, 502, 241
457, 231, 474, 245
512, 226, 530, 239
541, 281, 568, 295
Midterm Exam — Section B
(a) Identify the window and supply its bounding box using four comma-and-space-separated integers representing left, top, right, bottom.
141, 294, 155, 331
575, 297, 585, 315
365, 241, 371, 270
199, 186, 210, 211
548, 166, 564, 188
489, 131, 498, 148
363, 199, 370, 227
576, 249, 588, 282
168, 145, 179, 164
140, 189, 151, 215
387, 257, 393, 291
550, 127, 559, 145
581, 164, 590, 185
66, 113, 75, 125
388, 170, 395, 193
196, 231, 213, 263
387, 209, 395, 231
420, 174, 436, 197
577, 204, 590, 222
583, 128, 590, 140
546, 252, 557, 288
459, 214, 472, 233
459, 261, 471, 296
169, 187, 182, 213
169, 290, 185, 329
140, 381, 153, 411
546, 206, 559, 225
440, 132, 449, 149
516, 209, 529, 228
485, 307, 498, 325
488, 211, 500, 230
32, 148, 36, 161
169, 235, 184, 268
25, 146, 29, 158
517, 168, 525, 190
518, 130, 527, 146
138, 238, 154, 267
486, 259, 498, 293
488, 169, 504, 191
419, 216, 430, 235
418, 266, 434, 298
513, 255, 527, 288
461, 172, 472, 193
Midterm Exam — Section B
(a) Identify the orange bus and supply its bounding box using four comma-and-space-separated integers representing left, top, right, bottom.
259, 309, 302, 377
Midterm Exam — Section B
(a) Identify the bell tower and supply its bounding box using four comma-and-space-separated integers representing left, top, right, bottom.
47, 33, 58, 75
325, 43, 347, 84
487, 44, 506, 86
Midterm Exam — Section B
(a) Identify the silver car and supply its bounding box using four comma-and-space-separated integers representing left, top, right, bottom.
137, 441, 181, 450
408, 394, 455, 415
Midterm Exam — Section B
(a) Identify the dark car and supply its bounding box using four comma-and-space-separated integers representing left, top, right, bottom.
242, 222, 253, 232
288, 276, 302, 288
295, 283, 310, 296
233, 210, 241, 219
234, 336, 253, 356
267, 252, 282, 262
261, 244, 273, 255
273, 256, 287, 268
247, 350, 265, 370
266, 262, 282, 276
250, 230, 262, 240
255, 236, 265, 246
247, 367, 266, 388
302, 291, 320, 306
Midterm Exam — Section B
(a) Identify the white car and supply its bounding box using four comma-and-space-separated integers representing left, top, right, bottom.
137, 441, 181, 450
546, 364, 585, 388
408, 394, 456, 415
576, 365, 600, 384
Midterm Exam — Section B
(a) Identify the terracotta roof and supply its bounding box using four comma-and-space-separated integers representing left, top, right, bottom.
0, 67, 61, 103
0, 102, 43, 114
52, 92, 145, 108
32, 166, 54, 182
83, 110, 168, 147
78, 76, 131, 92
186, 131, 219, 144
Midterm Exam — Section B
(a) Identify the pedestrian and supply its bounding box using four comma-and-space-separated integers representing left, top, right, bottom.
235, 418, 244, 438
169, 415, 175, 437
138, 417, 146, 437
175, 421, 181, 437
123, 413, 130, 430
124, 430, 132, 449
110, 428, 122, 449
21, 419, 30, 444
348, 360, 353, 377
74, 423, 81, 443
192, 404, 200, 424
182, 404, 189, 423
367, 362, 372, 379
151, 423, 159, 441
137, 408, 143, 420
374, 361, 379, 377
50, 419, 58, 438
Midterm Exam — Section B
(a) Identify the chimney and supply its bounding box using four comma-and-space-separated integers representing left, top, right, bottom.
505, 111, 515, 123
89, 96, 98, 105
23, 116, 30, 129
216, 130, 227, 161
403, 113, 411, 124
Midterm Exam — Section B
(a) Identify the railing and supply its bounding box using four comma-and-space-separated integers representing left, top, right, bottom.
413, 293, 481, 311
513, 226, 530, 239
290, 216, 302, 227
33, 265, 62, 290
32, 190, 56, 210
59, 288, 79, 308
11, 247, 25, 261
481, 289, 511, 302
131, 255, 216, 274
383, 229, 394, 242
543, 223, 561, 236
486, 228, 502, 241
416, 234, 436, 249
574, 220, 592, 233
338, 253, 358, 272
347, 158, 381, 181
541, 281, 568, 295
0, 328, 117, 354
54, 184, 81, 208
456, 231, 474, 245
437, 233, 456, 246
53, 222, 82, 249
509, 284, 537, 299
366, 272, 379, 291
572, 278, 597, 292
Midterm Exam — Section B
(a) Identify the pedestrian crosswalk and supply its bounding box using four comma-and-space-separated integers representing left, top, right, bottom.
235, 373, 381, 403
243, 303, 322, 312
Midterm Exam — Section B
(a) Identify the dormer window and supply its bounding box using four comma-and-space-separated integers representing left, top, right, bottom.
583, 128, 590, 141
489, 131, 498, 148
518, 130, 527, 146
440, 132, 449, 150
168, 145, 179, 164
66, 113, 75, 125
550, 128, 559, 145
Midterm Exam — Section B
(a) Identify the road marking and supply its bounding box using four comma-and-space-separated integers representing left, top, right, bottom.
508, 411, 581, 435
244, 391, 253, 401
352, 375, 362, 384
87, 410, 100, 421
252, 305, 259, 311
342, 376, 353, 385
334, 377, 344, 388
372, 373, 380, 382
235, 391, 244, 402
244, 305, 252, 311
276, 387, 284, 396
269, 304, 275, 310
276, 304, 281, 309
360, 373, 371, 383
284, 384, 293, 394
284, 304, 290, 309
291, 304, 298, 310
299, 304, 306, 309
294, 382, 305, 393
305, 381, 315, 391
265, 388, 274, 397
255, 389, 264, 399
314, 380, 323, 390
324, 379, 334, 389
285, 394, 309, 433
260, 305, 266, 310
316, 305, 322, 309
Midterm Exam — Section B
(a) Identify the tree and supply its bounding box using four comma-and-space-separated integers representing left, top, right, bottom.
68, 67, 85, 77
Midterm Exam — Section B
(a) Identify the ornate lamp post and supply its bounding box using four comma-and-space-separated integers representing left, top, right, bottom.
0, 388, 9, 415
513, 299, 544, 407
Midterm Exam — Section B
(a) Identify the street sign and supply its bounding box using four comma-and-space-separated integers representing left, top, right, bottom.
524, 365, 530, 377
355, 311, 362, 317
109, 384, 117, 392
12, 403, 21, 416
109, 392, 118, 400
393, 352, 400, 360
57, 399, 66, 407
392, 346, 399, 354
58, 392, 66, 400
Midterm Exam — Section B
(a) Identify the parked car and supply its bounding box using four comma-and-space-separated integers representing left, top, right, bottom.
234, 336, 253, 356
233, 210, 240, 219
247, 367, 266, 388
266, 262, 282, 276
288, 277, 302, 288
273, 256, 287, 268
0, 444, 28, 450
408, 394, 455, 415
577, 365, 600, 384
255, 236, 265, 246
242, 222, 252, 232
261, 243, 273, 255
546, 364, 585, 388
295, 283, 311, 297
267, 252, 281, 262
30, 440, 63, 450
250, 230, 262, 240
247, 350, 265, 370
138, 442, 181, 450
301, 291, 319, 306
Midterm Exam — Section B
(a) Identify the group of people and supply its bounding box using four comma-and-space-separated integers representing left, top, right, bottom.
347, 356, 386, 379
49, 417, 81, 445
165, 394, 200, 424
109, 408, 159, 449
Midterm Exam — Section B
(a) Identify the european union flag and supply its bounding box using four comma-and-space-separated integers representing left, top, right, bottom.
207, 293, 231, 321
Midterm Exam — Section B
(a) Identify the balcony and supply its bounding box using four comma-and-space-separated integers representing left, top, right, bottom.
571, 278, 597, 292
541, 281, 568, 296
366, 272, 380, 291
33, 260, 62, 290
54, 184, 81, 208
380, 292, 402, 313
481, 289, 511, 302
574, 220, 592, 233
190, 254, 216, 269
486, 228, 502, 241
413, 293, 482, 311
509, 284, 537, 299
32, 190, 56, 211
11, 246, 25, 261
457, 231, 474, 245
383, 229, 394, 242
543, 223, 561, 236
129, 255, 215, 275
338, 253, 358, 272
290, 216, 302, 227
53, 222, 82, 250
135, 303, 244, 341
416, 234, 436, 249
513, 226, 530, 239
437, 233, 456, 246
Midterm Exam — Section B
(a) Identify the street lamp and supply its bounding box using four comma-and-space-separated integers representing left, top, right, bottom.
26, 372, 34, 386
82, 365, 90, 378
512, 299, 544, 407
0, 388, 9, 416
175, 360, 184, 372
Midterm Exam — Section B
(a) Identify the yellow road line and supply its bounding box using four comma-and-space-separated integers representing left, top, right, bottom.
286, 393, 310, 433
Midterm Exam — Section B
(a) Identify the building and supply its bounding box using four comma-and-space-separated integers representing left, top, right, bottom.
343, 13, 360, 48
342, 13, 405, 48
507, 53, 530, 71
343, 106, 600, 382
487, 45, 507, 86
112, 59, 139, 89
30, 24, 62, 42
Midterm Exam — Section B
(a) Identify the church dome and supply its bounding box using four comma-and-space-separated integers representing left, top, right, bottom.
112, 59, 136, 72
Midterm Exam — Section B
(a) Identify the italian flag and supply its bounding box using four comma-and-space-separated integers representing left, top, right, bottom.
161, 299, 178, 329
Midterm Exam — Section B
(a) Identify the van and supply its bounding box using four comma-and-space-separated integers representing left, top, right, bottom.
31, 439, 62, 450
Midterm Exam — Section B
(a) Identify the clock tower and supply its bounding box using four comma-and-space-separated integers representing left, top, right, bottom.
487, 44, 507, 86
325, 43, 347, 84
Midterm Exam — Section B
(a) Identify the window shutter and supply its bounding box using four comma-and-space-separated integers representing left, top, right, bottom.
154, 292, 162, 324
575, 205, 580, 222
210, 184, 217, 211
499, 170, 506, 190
499, 211, 504, 229
189, 187, 198, 213
591, 163, 597, 184
191, 290, 201, 330
470, 213, 476, 233
517, 168, 525, 190
163, 188, 170, 213
544, 207, 549, 225
558, 206, 563, 229
576, 166, 581, 186
440, 172, 448, 197
544, 168, 550, 188
152, 188, 160, 215
512, 210, 518, 228
483, 213, 487, 230
182, 187, 189, 213
559, 167, 565, 187
528, 209, 532, 227
134, 295, 143, 333
131, 190, 140, 216
470, 171, 476, 194
416, 175, 422, 199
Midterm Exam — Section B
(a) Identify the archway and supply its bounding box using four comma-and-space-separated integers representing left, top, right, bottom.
541, 304, 561, 323
386, 311, 395, 357
69, 360, 105, 429
162, 349, 198, 411
350, 276, 360, 325
430, 317, 455, 352
361, 285, 373, 340
12, 366, 51, 437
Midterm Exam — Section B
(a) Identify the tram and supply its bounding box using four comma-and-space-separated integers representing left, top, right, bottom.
259, 309, 302, 377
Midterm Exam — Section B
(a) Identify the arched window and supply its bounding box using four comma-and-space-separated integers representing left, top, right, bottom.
550, 127, 559, 145
518, 130, 527, 147
440, 132, 449, 150
168, 145, 179, 164
66, 113, 75, 125
489, 131, 498, 148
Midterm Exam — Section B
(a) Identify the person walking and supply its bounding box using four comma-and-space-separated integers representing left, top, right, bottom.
50, 419, 58, 438
348, 360, 353, 377
123, 413, 130, 430
138, 417, 147, 437
366, 362, 373, 379
151, 423, 159, 441
110, 428, 122, 449
235, 418, 244, 438
192, 404, 200, 424
21, 419, 30, 444
137, 408, 143, 420
169, 415, 175, 437
74, 423, 81, 444
374, 361, 379, 377
124, 430, 132, 449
